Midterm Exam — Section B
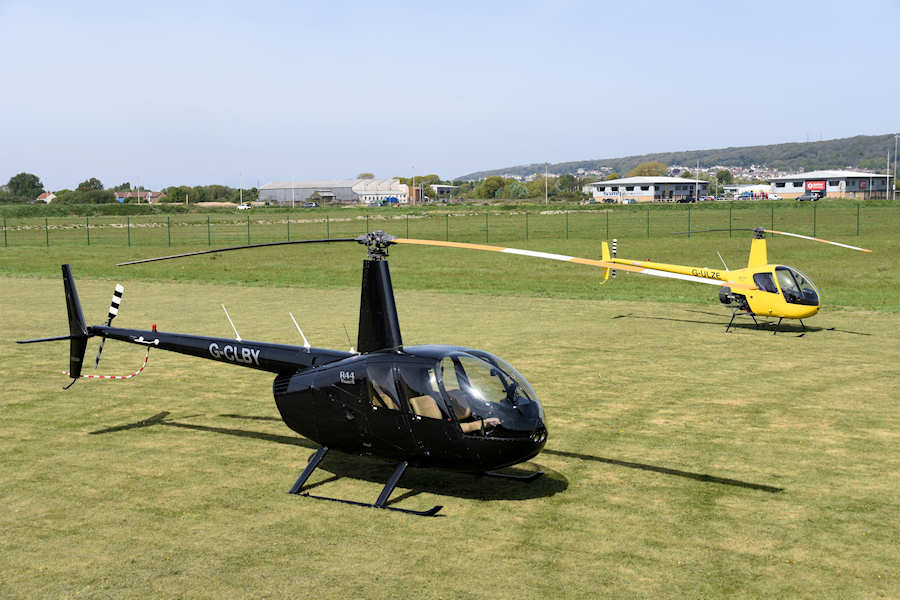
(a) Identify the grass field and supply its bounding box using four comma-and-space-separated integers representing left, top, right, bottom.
1, 209, 899, 598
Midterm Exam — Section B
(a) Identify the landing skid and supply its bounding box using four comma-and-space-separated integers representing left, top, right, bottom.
725, 310, 758, 333
769, 317, 806, 336
288, 447, 443, 517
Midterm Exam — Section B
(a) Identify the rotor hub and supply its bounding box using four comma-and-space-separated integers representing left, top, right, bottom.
356, 231, 396, 260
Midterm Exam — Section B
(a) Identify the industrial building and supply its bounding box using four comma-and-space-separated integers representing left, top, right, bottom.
587, 176, 708, 203
768, 170, 893, 199
259, 179, 409, 205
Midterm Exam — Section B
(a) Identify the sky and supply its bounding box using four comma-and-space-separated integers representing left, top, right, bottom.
1, 0, 898, 191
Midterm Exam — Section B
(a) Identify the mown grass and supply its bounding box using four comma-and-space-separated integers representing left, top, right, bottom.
1, 203, 899, 597
2, 202, 898, 312
2, 270, 899, 598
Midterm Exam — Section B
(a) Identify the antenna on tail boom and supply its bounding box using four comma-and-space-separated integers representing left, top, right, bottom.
221, 304, 242, 341
289, 312, 311, 352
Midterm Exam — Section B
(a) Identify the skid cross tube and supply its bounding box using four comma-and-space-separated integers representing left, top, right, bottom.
288, 450, 442, 517
726, 310, 759, 333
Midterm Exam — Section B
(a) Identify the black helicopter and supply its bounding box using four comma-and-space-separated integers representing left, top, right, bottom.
18, 232, 549, 516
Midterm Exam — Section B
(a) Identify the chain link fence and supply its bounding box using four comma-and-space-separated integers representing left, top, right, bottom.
1, 203, 895, 248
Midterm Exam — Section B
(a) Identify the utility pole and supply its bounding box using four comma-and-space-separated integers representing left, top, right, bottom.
695, 160, 700, 201
891, 133, 900, 200
544, 162, 548, 205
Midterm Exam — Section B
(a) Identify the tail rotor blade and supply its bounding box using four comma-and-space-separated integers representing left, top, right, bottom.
96, 284, 124, 368
94, 338, 107, 369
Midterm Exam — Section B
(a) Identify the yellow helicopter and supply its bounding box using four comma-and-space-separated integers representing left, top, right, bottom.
395, 226, 871, 334
594, 227, 872, 333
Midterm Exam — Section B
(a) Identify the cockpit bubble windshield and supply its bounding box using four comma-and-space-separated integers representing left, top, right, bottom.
438, 351, 543, 436
775, 266, 819, 306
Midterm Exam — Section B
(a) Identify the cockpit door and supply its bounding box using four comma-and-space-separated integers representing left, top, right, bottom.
394, 364, 455, 459
363, 363, 416, 460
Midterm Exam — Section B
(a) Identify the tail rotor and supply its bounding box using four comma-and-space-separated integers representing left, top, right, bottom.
94, 284, 124, 368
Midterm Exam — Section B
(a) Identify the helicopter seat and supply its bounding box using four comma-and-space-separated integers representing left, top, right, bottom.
409, 395, 442, 420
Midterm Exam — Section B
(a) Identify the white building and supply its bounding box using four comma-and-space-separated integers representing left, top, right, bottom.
768, 170, 893, 199
259, 179, 409, 205
587, 176, 708, 203
722, 184, 772, 199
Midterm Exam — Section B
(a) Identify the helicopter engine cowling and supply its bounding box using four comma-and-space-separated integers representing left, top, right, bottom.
719, 286, 749, 312
718, 286, 734, 305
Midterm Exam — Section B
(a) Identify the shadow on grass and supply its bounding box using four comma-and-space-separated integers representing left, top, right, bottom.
613, 310, 872, 336
543, 447, 783, 493
89, 412, 568, 503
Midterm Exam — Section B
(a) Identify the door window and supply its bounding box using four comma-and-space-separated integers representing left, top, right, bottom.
752, 272, 778, 294
396, 366, 445, 420
367, 365, 400, 411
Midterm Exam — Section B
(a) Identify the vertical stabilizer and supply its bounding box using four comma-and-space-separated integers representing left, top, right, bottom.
62, 264, 89, 378
357, 259, 402, 353
600, 241, 611, 283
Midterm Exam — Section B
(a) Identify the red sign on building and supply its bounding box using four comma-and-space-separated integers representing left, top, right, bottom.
806, 180, 826, 191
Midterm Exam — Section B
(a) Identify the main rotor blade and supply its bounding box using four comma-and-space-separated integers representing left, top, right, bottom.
392, 238, 755, 290
672, 228, 759, 236
765, 229, 872, 253
672, 227, 872, 253
117, 237, 358, 266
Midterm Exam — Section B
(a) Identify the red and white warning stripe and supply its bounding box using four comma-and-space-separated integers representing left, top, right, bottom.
64, 348, 150, 380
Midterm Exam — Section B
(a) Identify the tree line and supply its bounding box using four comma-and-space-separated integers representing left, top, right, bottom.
0, 173, 259, 205
461, 133, 898, 181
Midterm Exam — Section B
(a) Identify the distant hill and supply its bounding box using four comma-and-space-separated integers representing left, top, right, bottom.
457, 133, 896, 180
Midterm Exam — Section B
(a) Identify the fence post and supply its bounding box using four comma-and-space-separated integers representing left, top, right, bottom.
605, 210, 609, 240
770, 205, 774, 232
565, 211, 569, 240
647, 206, 650, 239
813, 204, 816, 237
45, 217, 49, 247
365, 214, 369, 233
406, 214, 409, 238
86, 216, 90, 246
207, 215, 211, 246
326, 215, 330, 239
167, 216, 171, 247
484, 213, 489, 243
688, 205, 691, 237
525, 211, 529, 241
3, 215, 7, 247
127, 216, 131, 247
247, 214, 251, 244
729, 203, 733, 238
856, 204, 860, 236
445, 213, 449, 241
287, 216, 291, 241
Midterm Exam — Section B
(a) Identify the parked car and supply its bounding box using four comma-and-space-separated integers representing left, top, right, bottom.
796, 193, 821, 202
302, 201, 318, 208
237, 203, 252, 210
768, 193, 782, 200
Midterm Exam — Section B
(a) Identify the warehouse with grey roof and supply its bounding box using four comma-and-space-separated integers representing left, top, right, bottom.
259, 179, 409, 205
